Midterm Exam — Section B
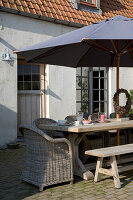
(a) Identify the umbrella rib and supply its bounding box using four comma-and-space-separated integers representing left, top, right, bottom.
111, 40, 117, 52
76, 46, 94, 67
121, 41, 133, 54
124, 47, 133, 53
130, 50, 133, 61
27, 46, 64, 62
82, 39, 113, 53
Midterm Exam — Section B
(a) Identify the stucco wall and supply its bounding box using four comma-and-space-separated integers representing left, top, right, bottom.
0, 12, 77, 146
47, 65, 76, 121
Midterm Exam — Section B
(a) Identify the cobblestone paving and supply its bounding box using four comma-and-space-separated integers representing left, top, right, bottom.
1, 145, 133, 200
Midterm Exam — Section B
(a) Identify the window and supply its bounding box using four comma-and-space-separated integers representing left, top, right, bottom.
80, 0, 97, 7
81, 0, 93, 3
92, 67, 108, 114
76, 67, 90, 114
18, 64, 40, 90
76, 67, 108, 115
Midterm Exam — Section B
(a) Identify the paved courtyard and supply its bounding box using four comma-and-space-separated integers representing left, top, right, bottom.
1, 144, 133, 200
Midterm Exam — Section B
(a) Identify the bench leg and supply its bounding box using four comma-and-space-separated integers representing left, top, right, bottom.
110, 156, 121, 189
94, 157, 103, 182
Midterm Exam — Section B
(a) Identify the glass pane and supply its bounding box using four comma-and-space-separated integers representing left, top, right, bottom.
100, 70, 104, 77
82, 101, 89, 113
100, 90, 104, 101
82, 89, 89, 102
24, 65, 31, 74
100, 90, 107, 101
81, 0, 93, 3
76, 90, 81, 102
100, 102, 104, 112
24, 82, 31, 90
93, 102, 99, 113
18, 75, 23, 81
32, 82, 40, 90
93, 90, 99, 101
76, 67, 81, 76
18, 65, 23, 75
100, 78, 104, 89
93, 71, 99, 77
24, 75, 31, 81
32, 75, 40, 81
76, 76, 82, 89
76, 102, 82, 113
100, 68, 108, 78
18, 82, 23, 90
93, 78, 99, 89
32, 65, 40, 74
82, 78, 88, 89
82, 67, 88, 77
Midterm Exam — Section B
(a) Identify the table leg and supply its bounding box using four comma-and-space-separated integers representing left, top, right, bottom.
68, 133, 94, 180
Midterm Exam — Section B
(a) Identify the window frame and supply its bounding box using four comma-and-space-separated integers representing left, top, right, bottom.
76, 67, 109, 116
17, 57, 45, 91
80, 0, 97, 8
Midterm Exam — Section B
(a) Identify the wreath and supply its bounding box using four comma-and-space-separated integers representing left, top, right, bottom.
113, 88, 131, 115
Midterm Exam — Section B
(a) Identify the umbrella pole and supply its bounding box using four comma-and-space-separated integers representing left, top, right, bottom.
117, 53, 120, 159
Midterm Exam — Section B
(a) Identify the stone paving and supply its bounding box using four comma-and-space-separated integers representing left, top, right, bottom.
1, 144, 133, 200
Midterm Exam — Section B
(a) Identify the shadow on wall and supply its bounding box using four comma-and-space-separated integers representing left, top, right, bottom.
101, 0, 126, 13
0, 104, 17, 148
45, 86, 61, 100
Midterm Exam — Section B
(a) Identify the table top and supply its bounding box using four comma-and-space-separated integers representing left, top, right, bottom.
39, 119, 133, 134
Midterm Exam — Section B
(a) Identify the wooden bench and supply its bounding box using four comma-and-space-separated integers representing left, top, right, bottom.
85, 143, 133, 188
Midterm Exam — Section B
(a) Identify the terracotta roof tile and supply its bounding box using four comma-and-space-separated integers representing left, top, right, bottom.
0, 0, 133, 26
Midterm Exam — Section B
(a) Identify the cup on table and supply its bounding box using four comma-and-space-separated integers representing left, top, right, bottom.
74, 121, 80, 126
100, 114, 105, 122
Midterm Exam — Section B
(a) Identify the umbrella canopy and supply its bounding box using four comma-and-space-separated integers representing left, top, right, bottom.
17, 15, 133, 68
16, 15, 133, 147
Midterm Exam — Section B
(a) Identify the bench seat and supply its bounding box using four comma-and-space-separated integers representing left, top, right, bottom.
85, 143, 133, 189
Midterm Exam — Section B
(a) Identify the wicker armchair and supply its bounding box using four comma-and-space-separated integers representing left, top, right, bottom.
33, 118, 64, 138
19, 125, 73, 191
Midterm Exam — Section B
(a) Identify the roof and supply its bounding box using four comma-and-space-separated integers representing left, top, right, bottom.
0, 0, 133, 26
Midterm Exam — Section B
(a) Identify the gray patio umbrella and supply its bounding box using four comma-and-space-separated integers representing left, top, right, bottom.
17, 15, 133, 89
16, 15, 133, 145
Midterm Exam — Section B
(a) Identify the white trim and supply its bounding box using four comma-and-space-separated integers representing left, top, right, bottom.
81, 0, 97, 5
18, 90, 43, 95
109, 68, 112, 115
45, 64, 50, 118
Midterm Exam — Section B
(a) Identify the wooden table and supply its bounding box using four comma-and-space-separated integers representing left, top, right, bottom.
39, 120, 133, 180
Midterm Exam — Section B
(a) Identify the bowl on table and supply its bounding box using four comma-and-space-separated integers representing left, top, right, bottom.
82, 120, 91, 125
57, 120, 67, 126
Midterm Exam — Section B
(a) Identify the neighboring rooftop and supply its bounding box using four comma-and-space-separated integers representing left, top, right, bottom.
0, 0, 133, 27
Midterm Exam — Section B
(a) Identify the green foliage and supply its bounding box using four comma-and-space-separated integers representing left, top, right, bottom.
82, 81, 88, 113
130, 90, 133, 103
128, 108, 133, 115
127, 90, 133, 117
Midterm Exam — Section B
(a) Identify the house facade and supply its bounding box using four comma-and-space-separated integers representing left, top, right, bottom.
0, 0, 133, 147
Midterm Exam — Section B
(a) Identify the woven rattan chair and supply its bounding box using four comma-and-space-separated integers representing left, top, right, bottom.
19, 125, 73, 191
33, 118, 64, 138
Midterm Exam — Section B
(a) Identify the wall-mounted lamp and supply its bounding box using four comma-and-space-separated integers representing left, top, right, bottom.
2, 48, 12, 61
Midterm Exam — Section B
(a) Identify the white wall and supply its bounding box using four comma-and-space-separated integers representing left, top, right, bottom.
109, 67, 133, 114
0, 12, 77, 146
46, 65, 76, 121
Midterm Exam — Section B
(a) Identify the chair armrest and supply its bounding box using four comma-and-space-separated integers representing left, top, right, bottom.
19, 124, 72, 155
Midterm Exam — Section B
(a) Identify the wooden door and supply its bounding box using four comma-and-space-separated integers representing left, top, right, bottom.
17, 59, 45, 133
